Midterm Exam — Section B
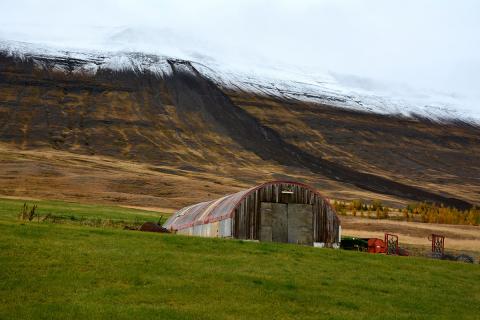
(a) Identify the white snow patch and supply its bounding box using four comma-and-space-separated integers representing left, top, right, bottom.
1, 39, 478, 123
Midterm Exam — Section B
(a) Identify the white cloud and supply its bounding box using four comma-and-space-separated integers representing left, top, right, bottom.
0, 0, 479, 107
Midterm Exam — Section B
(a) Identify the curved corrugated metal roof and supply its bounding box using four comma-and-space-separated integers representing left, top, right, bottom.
163, 181, 333, 231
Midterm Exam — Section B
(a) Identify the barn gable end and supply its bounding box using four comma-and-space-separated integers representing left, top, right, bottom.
163, 181, 341, 247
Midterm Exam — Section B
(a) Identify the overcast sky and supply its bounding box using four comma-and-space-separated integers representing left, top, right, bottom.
0, 0, 479, 107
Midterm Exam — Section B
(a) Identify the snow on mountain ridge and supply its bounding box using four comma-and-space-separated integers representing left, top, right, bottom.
1, 39, 478, 123
0, 40, 175, 77
194, 62, 474, 122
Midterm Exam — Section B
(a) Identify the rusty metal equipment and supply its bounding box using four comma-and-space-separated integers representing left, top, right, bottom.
428, 233, 445, 256
384, 233, 399, 255
368, 238, 386, 254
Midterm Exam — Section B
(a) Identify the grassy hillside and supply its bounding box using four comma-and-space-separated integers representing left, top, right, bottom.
0, 198, 479, 319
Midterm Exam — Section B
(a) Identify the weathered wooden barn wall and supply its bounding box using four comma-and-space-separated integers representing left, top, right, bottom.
163, 181, 340, 246
233, 182, 340, 244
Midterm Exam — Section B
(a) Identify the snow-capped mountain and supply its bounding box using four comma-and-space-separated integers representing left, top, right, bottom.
1, 37, 479, 209
0, 38, 478, 123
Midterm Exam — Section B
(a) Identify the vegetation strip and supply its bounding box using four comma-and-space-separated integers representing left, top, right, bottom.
0, 198, 479, 319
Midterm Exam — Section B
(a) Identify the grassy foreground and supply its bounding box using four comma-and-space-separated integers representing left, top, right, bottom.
0, 198, 479, 319
0, 198, 163, 223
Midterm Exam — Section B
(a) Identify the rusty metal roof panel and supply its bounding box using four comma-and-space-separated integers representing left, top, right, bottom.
164, 200, 212, 229
163, 187, 254, 231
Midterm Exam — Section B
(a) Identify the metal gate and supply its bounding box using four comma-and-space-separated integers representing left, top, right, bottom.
385, 233, 399, 255
429, 233, 445, 257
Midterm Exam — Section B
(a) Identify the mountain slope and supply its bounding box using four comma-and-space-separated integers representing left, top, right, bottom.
0, 42, 479, 209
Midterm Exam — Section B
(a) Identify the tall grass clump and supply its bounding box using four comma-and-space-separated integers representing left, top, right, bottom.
18, 203, 38, 221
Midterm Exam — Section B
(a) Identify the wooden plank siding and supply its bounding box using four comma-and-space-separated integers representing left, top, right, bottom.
233, 182, 340, 245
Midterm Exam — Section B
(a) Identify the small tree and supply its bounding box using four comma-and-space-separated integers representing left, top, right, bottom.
383, 207, 389, 219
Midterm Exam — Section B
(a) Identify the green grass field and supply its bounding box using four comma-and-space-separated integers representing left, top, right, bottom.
0, 198, 479, 319
0, 198, 164, 223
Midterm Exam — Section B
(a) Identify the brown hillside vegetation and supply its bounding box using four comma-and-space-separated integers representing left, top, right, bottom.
0, 53, 480, 210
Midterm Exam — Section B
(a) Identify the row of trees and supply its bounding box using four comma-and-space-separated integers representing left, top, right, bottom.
332, 199, 480, 226
332, 199, 390, 219
401, 202, 479, 225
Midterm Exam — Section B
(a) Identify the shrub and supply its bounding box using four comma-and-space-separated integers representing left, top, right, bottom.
18, 203, 38, 221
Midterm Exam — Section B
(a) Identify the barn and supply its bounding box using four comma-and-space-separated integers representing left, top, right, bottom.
163, 181, 341, 247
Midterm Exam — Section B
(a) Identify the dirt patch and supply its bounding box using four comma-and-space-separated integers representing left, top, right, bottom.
139, 222, 169, 233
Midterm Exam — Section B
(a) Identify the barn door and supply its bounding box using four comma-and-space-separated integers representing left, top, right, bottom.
260, 202, 312, 245
287, 204, 313, 245
260, 202, 288, 242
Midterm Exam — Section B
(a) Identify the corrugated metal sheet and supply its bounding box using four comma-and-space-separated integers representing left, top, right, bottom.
163, 187, 254, 231
175, 218, 233, 238
164, 181, 340, 245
